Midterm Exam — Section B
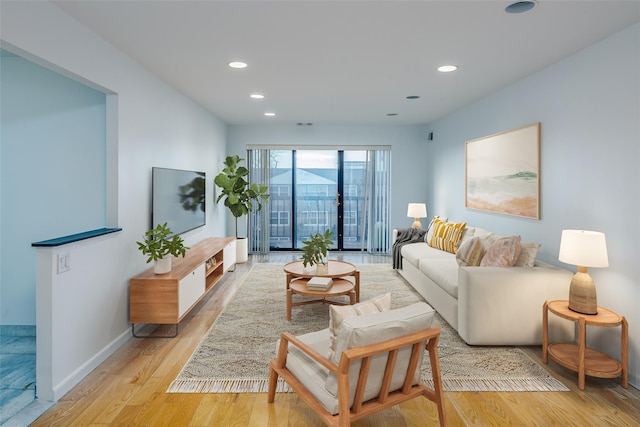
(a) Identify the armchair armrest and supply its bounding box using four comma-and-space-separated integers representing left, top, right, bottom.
277, 331, 337, 373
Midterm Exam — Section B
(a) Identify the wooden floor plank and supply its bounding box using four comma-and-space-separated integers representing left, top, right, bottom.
29, 252, 639, 426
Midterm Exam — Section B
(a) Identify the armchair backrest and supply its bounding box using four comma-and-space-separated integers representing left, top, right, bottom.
325, 302, 436, 406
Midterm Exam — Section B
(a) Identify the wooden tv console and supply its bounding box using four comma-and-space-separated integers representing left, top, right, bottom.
130, 237, 236, 337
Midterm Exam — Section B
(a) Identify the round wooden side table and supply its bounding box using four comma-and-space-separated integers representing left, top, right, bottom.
542, 300, 628, 390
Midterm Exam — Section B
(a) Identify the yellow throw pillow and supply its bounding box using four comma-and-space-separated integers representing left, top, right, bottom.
429, 218, 467, 253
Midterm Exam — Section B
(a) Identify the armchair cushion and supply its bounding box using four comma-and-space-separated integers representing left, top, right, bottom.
281, 328, 337, 413
326, 302, 436, 410
328, 292, 391, 359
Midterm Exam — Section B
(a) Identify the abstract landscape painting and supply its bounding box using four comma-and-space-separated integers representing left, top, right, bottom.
465, 123, 540, 219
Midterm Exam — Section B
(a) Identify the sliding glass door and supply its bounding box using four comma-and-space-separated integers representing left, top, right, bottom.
249, 147, 390, 253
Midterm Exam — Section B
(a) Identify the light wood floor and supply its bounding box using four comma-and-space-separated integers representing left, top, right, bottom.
32, 253, 639, 426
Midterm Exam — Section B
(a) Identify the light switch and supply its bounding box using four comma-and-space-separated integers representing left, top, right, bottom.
57, 252, 70, 274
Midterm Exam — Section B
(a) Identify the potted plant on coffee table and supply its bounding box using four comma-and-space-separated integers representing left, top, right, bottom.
214, 155, 269, 263
136, 222, 189, 274
301, 229, 334, 275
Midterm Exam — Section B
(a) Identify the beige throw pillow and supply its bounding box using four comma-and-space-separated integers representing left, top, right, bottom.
480, 236, 522, 267
456, 236, 485, 266
514, 240, 541, 267
328, 293, 391, 360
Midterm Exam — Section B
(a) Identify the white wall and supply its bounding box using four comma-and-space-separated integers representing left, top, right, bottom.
1, 1, 228, 400
227, 124, 430, 237
425, 23, 640, 388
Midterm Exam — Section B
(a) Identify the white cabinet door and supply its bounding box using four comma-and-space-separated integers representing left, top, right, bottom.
178, 264, 205, 317
223, 239, 237, 271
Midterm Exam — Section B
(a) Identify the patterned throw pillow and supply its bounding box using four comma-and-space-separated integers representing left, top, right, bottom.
328, 293, 391, 359
428, 218, 467, 253
456, 236, 485, 266
514, 240, 541, 267
480, 236, 522, 267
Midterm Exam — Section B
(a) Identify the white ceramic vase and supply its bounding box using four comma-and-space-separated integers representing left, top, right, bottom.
154, 257, 172, 274
236, 237, 249, 263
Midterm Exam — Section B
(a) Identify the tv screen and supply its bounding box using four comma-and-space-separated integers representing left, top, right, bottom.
152, 167, 206, 236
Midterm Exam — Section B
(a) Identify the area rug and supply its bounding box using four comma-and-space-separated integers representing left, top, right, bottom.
168, 263, 568, 393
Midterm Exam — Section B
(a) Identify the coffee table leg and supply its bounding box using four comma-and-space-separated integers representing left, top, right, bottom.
349, 290, 356, 305
287, 288, 292, 320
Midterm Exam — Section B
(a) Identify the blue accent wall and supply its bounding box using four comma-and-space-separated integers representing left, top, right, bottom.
0, 55, 106, 324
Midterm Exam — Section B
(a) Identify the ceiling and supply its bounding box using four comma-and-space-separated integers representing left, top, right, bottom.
53, 1, 640, 126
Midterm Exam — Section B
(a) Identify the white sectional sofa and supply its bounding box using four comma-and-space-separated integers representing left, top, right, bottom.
393, 225, 575, 346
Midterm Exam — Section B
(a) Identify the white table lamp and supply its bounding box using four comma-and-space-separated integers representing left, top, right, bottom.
558, 229, 608, 314
407, 203, 427, 229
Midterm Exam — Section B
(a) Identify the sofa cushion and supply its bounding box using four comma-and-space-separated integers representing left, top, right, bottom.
480, 236, 522, 267
419, 256, 460, 298
428, 219, 467, 253
458, 226, 491, 246
456, 236, 485, 266
400, 242, 450, 268
282, 328, 338, 414
328, 293, 390, 359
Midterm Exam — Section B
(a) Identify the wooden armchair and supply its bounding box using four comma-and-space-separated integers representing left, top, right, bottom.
268, 302, 446, 426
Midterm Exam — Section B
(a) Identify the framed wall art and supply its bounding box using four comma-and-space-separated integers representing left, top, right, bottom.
465, 122, 540, 219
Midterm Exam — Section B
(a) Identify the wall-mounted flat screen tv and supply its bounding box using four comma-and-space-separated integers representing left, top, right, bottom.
152, 167, 206, 236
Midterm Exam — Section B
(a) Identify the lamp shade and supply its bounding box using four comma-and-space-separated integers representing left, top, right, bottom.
407, 203, 427, 219
558, 230, 609, 267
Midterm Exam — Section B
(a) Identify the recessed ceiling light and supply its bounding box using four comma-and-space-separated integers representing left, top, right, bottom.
406, 95, 420, 100
228, 61, 247, 69
505, 1, 537, 14
387, 113, 398, 116
264, 112, 276, 117
250, 94, 265, 99
437, 65, 458, 73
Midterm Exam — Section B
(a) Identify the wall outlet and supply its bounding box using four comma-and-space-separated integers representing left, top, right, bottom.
57, 252, 70, 274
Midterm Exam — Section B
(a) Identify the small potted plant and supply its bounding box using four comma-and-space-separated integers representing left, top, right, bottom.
214, 155, 269, 263
301, 229, 334, 274
136, 222, 189, 274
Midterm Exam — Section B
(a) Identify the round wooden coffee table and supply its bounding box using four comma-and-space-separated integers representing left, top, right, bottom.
283, 260, 360, 302
286, 278, 356, 320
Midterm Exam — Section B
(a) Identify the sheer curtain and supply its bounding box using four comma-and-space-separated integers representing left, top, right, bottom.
361, 149, 391, 253
247, 149, 270, 254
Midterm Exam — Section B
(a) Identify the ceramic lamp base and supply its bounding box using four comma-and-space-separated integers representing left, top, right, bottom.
568, 266, 597, 314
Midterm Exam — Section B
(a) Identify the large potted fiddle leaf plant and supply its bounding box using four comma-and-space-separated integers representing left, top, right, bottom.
214, 155, 269, 262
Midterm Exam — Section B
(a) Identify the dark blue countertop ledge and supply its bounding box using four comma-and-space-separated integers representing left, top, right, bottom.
32, 227, 123, 247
